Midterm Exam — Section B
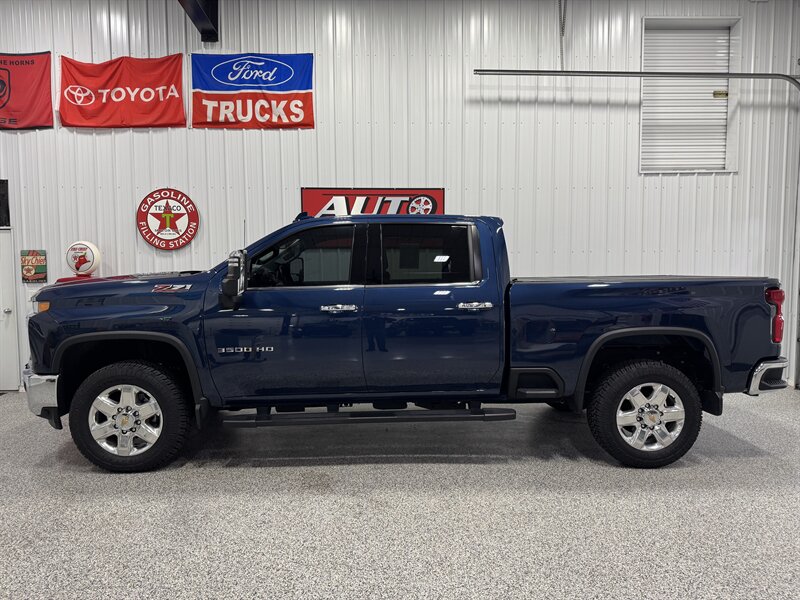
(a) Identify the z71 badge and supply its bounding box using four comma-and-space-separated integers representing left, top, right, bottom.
153, 284, 192, 293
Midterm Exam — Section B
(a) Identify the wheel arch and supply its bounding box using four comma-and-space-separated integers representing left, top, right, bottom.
52, 332, 203, 414
573, 327, 723, 414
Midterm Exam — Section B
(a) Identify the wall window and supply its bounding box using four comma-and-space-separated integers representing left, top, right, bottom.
381, 224, 473, 284
640, 18, 740, 172
0, 180, 9, 227
249, 225, 353, 287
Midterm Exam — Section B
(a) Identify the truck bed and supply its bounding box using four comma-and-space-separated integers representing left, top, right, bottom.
507, 275, 780, 396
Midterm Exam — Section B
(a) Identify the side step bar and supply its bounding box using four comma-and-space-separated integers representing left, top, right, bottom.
222, 407, 517, 428
516, 388, 560, 399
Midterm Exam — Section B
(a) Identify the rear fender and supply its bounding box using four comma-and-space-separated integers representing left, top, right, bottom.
573, 327, 723, 413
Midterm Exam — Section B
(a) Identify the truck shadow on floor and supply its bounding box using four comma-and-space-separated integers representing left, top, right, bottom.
171, 406, 768, 470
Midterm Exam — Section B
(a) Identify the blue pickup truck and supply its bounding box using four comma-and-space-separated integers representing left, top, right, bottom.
23, 214, 788, 472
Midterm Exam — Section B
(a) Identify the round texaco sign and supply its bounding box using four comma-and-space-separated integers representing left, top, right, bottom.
137, 188, 200, 251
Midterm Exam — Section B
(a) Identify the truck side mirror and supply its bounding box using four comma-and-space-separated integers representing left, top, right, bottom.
219, 250, 247, 309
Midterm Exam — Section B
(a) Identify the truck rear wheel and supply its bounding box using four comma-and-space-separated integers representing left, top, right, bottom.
587, 360, 702, 468
69, 361, 189, 472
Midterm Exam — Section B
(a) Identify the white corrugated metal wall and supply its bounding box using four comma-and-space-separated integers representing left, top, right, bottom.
0, 0, 799, 387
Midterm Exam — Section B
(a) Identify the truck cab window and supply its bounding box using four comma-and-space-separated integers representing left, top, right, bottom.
249, 225, 354, 287
381, 224, 473, 284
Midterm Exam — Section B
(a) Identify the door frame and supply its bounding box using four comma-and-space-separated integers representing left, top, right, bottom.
0, 226, 21, 391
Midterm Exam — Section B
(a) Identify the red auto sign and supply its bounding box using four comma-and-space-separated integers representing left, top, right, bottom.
137, 188, 200, 251
60, 54, 185, 128
0, 52, 53, 129
301, 188, 445, 217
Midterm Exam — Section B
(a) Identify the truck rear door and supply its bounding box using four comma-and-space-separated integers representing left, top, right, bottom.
362, 222, 502, 393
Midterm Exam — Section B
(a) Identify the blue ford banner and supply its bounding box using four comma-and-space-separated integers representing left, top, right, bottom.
191, 53, 314, 129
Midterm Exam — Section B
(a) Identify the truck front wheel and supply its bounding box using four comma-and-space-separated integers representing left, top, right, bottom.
69, 361, 189, 472
587, 360, 702, 468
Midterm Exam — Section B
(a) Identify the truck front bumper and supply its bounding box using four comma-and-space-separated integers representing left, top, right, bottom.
746, 357, 789, 396
22, 367, 62, 429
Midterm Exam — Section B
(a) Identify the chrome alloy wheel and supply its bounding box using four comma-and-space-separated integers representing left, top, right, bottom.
616, 383, 686, 451
87, 385, 163, 456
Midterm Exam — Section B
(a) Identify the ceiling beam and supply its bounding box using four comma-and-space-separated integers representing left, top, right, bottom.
177, 0, 219, 43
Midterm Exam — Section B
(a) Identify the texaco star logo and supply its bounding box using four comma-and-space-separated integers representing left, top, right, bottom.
63, 85, 96, 106
137, 188, 200, 251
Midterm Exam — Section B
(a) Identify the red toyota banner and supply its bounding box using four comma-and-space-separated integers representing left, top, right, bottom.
59, 54, 185, 128
0, 52, 53, 129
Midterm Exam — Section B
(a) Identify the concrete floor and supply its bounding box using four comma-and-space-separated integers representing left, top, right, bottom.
0, 391, 798, 599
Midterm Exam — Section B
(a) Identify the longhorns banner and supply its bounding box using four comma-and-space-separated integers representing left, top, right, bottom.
0, 52, 53, 129
59, 54, 185, 128
301, 188, 446, 217
191, 53, 314, 129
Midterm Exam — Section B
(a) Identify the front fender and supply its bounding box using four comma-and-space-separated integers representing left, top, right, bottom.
51, 330, 206, 404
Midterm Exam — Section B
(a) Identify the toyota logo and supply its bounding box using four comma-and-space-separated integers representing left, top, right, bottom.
63, 85, 95, 106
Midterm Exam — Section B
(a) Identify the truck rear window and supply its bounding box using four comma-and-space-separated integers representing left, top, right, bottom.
381, 224, 473, 284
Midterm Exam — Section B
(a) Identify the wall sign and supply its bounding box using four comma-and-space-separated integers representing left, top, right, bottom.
0, 52, 53, 129
137, 188, 200, 251
301, 188, 445, 217
66, 241, 100, 275
191, 53, 314, 129
59, 54, 185, 128
20, 250, 47, 283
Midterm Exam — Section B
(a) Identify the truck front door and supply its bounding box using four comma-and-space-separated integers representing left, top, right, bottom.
204, 224, 366, 402
362, 222, 502, 393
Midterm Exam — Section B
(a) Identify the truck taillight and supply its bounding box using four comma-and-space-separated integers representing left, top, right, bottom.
766, 287, 785, 344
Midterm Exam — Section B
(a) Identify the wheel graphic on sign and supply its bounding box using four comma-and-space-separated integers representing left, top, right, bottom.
407, 195, 436, 215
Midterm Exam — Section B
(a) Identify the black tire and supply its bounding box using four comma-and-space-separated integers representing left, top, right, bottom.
546, 400, 572, 412
587, 360, 702, 468
69, 361, 189, 472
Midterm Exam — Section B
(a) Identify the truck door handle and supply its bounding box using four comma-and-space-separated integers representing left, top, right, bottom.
457, 302, 494, 311
320, 304, 359, 314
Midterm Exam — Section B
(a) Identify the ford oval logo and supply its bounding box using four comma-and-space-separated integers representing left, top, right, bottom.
210, 56, 295, 88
